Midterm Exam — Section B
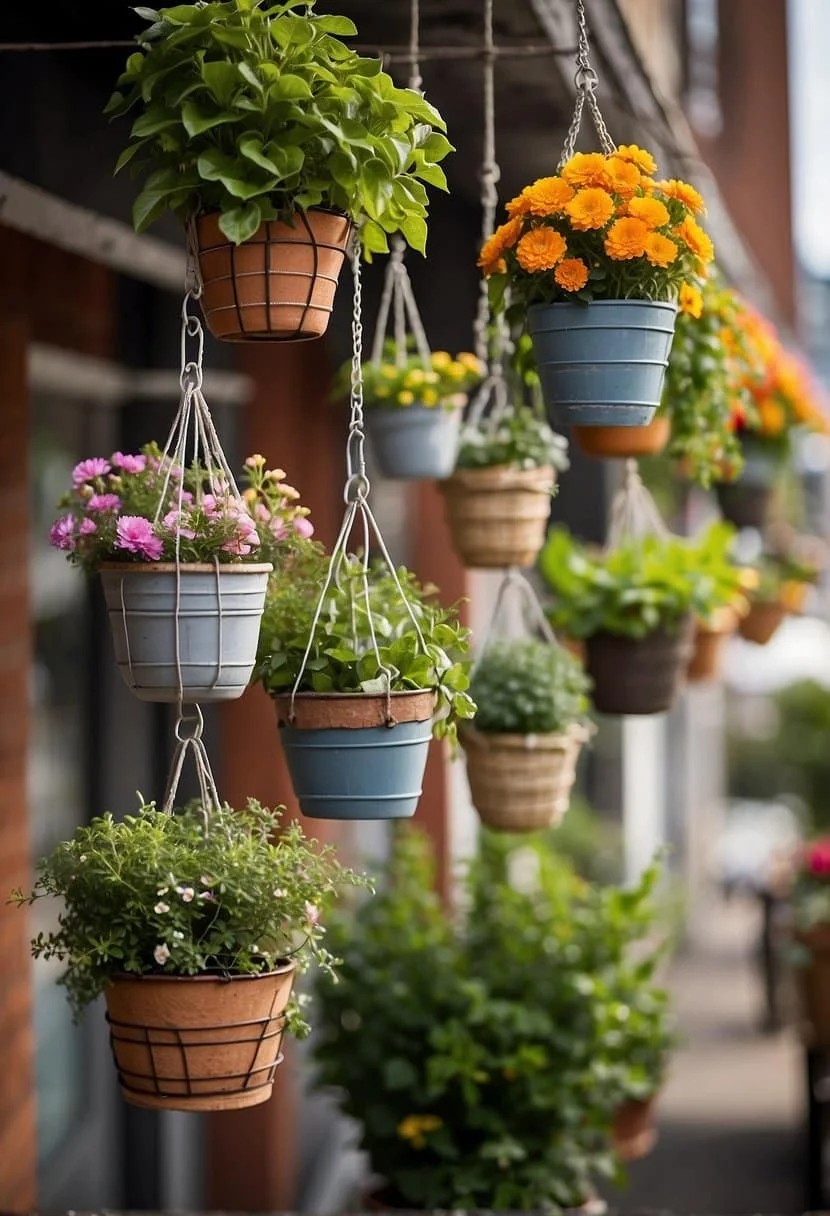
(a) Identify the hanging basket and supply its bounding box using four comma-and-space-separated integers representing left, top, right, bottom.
441, 464, 555, 569
612, 1095, 659, 1162
585, 619, 694, 715
687, 606, 738, 683
104, 963, 295, 1112
99, 563, 272, 703
276, 691, 435, 820
715, 446, 781, 529
366, 403, 463, 480
573, 415, 671, 460
738, 599, 787, 646
526, 301, 677, 428
195, 209, 351, 342
461, 722, 588, 832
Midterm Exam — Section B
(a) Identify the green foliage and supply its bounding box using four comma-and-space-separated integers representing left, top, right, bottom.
107, 0, 451, 253
469, 639, 591, 734
313, 829, 672, 1212
456, 406, 570, 472
254, 545, 475, 741
10, 800, 368, 1027
540, 522, 744, 640
544, 796, 624, 885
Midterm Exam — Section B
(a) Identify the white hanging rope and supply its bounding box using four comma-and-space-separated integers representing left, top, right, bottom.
558, 0, 616, 167
407, 0, 423, 91
471, 568, 560, 676
606, 459, 669, 549
162, 705, 222, 826
369, 237, 431, 369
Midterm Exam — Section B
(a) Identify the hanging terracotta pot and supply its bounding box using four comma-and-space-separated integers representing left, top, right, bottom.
195, 209, 351, 342
612, 1095, 659, 1162
441, 464, 555, 569
738, 599, 787, 646
585, 619, 694, 715
687, 606, 739, 683
794, 925, 830, 1046
276, 691, 434, 820
461, 722, 589, 832
573, 415, 671, 460
104, 964, 295, 1111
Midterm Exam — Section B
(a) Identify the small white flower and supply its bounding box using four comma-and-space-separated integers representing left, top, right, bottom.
198, 890, 214, 901
178, 886, 195, 903
79, 854, 88, 863
157, 886, 168, 896
251, 944, 260, 953
172, 930, 184, 940
154, 901, 169, 915
153, 943, 170, 966
200, 875, 213, 886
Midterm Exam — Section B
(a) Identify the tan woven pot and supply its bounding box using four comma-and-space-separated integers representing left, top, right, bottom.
573, 416, 671, 459
738, 599, 787, 646
104, 964, 295, 1111
275, 690, 436, 729
441, 464, 555, 569
196, 209, 351, 341
795, 926, 830, 1046
461, 723, 588, 832
612, 1095, 659, 1162
687, 606, 738, 683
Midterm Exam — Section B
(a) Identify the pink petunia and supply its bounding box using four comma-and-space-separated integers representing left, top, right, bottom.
162, 509, 196, 541
200, 494, 222, 520
223, 513, 260, 557
78, 518, 97, 536
294, 517, 314, 539
111, 452, 147, 475
270, 518, 287, 540
115, 516, 163, 561
87, 493, 121, 513
807, 840, 830, 877
50, 515, 77, 551
72, 457, 110, 487
254, 503, 271, 522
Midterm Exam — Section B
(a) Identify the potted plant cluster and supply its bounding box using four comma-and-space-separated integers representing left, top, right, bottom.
338, 345, 484, 480
442, 402, 569, 569
313, 829, 673, 1211
50, 447, 311, 703
788, 838, 830, 1046
540, 522, 743, 715
253, 545, 475, 819
480, 145, 714, 426
738, 550, 820, 646
462, 638, 592, 832
10, 799, 368, 1111
108, 0, 452, 340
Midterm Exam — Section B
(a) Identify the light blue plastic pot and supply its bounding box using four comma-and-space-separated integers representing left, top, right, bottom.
99, 562, 272, 703
276, 691, 434, 820
366, 403, 462, 480
527, 300, 678, 427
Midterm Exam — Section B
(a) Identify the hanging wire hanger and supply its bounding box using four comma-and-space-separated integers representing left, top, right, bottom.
557, 0, 616, 168
605, 459, 669, 549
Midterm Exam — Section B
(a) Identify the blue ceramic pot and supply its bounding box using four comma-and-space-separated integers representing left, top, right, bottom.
527, 300, 678, 427
366, 404, 461, 480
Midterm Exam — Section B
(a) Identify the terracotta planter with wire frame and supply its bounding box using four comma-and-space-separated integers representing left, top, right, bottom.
738, 600, 787, 646
573, 416, 671, 460
441, 464, 556, 569
104, 963, 295, 1111
195, 209, 351, 341
612, 1095, 659, 1162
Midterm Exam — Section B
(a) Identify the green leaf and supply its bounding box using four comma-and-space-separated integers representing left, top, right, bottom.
131, 109, 180, 137
398, 214, 428, 254
218, 202, 263, 245
197, 149, 276, 200
413, 160, 448, 191
238, 62, 265, 92
239, 135, 279, 174
114, 140, 149, 174
420, 132, 454, 163
158, 4, 200, 22
360, 220, 389, 256
313, 14, 358, 35
181, 101, 238, 137
201, 60, 239, 105
269, 73, 313, 101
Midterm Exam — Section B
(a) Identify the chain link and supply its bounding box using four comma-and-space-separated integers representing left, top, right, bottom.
558, 0, 616, 168
346, 235, 369, 497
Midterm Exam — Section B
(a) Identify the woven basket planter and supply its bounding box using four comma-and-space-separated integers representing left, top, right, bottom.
612, 1095, 659, 1162
461, 722, 589, 832
585, 619, 694, 716
104, 964, 295, 1111
195, 209, 351, 341
687, 606, 738, 683
573, 415, 671, 459
738, 600, 787, 646
441, 464, 555, 569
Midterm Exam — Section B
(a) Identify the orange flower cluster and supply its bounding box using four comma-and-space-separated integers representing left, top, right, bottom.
479, 145, 714, 307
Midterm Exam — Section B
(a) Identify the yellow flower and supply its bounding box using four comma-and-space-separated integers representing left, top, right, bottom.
398, 390, 415, 406
421, 388, 439, 406
655, 178, 706, 215
242, 487, 258, 504
457, 352, 484, 372
758, 396, 786, 436
561, 151, 611, 188
679, 282, 704, 318
564, 187, 615, 231
626, 196, 670, 229
431, 351, 451, 369
477, 217, 523, 274
615, 144, 657, 175
381, 365, 398, 380
448, 362, 468, 380
424, 370, 440, 384
375, 384, 390, 398
554, 257, 589, 292
604, 217, 649, 260
605, 156, 641, 199
405, 369, 426, 387
644, 232, 678, 268
524, 175, 575, 216
516, 227, 567, 272
397, 1114, 443, 1150
675, 216, 714, 264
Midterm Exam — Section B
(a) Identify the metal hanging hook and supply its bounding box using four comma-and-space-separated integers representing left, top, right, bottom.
558, 0, 616, 166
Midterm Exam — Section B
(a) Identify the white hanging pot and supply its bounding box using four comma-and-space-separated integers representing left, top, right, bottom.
99, 562, 272, 703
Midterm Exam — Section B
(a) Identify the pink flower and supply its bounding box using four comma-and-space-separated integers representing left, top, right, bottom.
222, 513, 260, 557
115, 516, 163, 561
111, 452, 147, 475
254, 503, 271, 522
50, 515, 77, 551
162, 509, 196, 541
200, 494, 222, 520
806, 840, 830, 877
87, 493, 121, 513
72, 457, 110, 486
294, 517, 314, 539
304, 902, 320, 927
270, 519, 288, 541
78, 518, 97, 536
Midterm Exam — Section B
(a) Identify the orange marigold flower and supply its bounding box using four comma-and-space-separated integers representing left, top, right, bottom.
605, 156, 641, 199
554, 257, 589, 292
675, 217, 714, 264
524, 176, 575, 216
627, 196, 670, 229
477, 217, 523, 274
656, 178, 706, 215
516, 226, 568, 272
565, 187, 615, 231
758, 397, 786, 437
561, 151, 611, 189
644, 232, 678, 268
505, 190, 533, 218
604, 217, 649, 260
679, 282, 704, 318
615, 144, 657, 175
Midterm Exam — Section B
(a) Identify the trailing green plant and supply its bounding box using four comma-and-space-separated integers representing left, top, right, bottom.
107, 0, 452, 253
335, 344, 484, 411
456, 405, 570, 472
10, 799, 368, 1027
540, 521, 744, 640
313, 829, 673, 1212
253, 545, 475, 740
468, 639, 591, 734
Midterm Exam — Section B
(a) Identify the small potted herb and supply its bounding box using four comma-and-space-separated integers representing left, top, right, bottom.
50, 448, 311, 703
442, 405, 569, 569
738, 549, 821, 646
108, 1, 451, 340
253, 546, 475, 820
480, 146, 713, 426
463, 639, 592, 832
10, 800, 367, 1111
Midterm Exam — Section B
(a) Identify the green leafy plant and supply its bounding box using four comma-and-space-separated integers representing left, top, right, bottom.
456, 405, 570, 472
540, 522, 744, 640
469, 639, 591, 734
10, 800, 368, 1028
253, 545, 475, 740
336, 345, 484, 411
107, 0, 452, 252
313, 829, 672, 1212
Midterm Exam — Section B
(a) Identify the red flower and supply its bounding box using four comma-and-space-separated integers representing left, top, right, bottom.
805, 839, 830, 877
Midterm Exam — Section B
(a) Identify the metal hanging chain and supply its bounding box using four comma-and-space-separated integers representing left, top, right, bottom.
606, 458, 669, 549
471, 568, 561, 676
162, 705, 222, 825
558, 0, 616, 168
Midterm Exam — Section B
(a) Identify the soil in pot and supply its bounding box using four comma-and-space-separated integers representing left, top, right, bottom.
612, 1095, 659, 1162
585, 619, 694, 715
196, 209, 351, 342
573, 415, 671, 459
105, 963, 295, 1111
738, 600, 787, 646
441, 464, 555, 569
